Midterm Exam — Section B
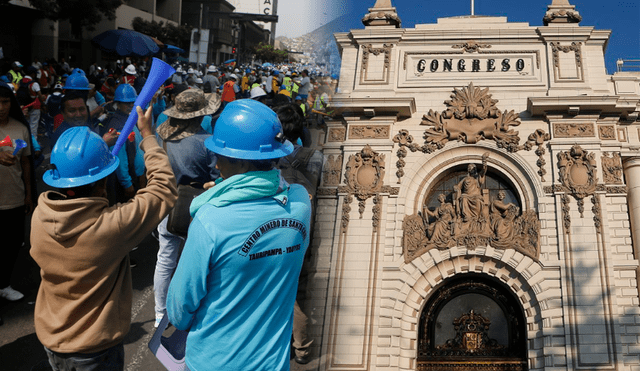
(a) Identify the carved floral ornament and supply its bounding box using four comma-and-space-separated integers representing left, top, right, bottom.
361, 44, 393, 71
402, 154, 540, 263
543, 9, 582, 25
361, 11, 401, 27
452, 40, 492, 53
392, 83, 550, 183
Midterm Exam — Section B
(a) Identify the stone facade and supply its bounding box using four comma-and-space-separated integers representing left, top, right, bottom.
301, 1, 640, 370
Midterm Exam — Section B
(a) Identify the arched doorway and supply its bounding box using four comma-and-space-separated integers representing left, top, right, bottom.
418, 273, 528, 371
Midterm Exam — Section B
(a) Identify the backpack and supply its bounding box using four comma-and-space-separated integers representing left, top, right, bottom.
203, 80, 212, 93
16, 78, 35, 106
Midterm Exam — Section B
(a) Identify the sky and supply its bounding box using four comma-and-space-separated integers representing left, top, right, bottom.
272, 0, 639, 74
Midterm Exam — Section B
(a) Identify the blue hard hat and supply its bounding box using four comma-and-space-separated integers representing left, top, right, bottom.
64, 70, 89, 90
71, 68, 86, 76
43, 126, 119, 188
273, 70, 280, 76
205, 99, 293, 160
245, 69, 251, 74
114, 84, 137, 102
0, 76, 9, 83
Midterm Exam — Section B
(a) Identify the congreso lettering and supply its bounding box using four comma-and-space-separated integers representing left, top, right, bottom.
416, 58, 526, 73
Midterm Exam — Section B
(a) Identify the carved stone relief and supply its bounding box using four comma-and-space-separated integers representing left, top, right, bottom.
322, 154, 343, 186
523, 129, 551, 182
392, 85, 550, 183
561, 194, 571, 233
360, 44, 393, 84
402, 154, 540, 263
342, 145, 386, 231
543, 9, 582, 25
553, 123, 595, 138
349, 125, 390, 139
419, 83, 522, 151
328, 127, 346, 142
361, 11, 401, 27
550, 42, 582, 68
392, 130, 413, 183
452, 40, 492, 53
557, 145, 597, 217
602, 152, 623, 184
592, 195, 602, 234
598, 125, 616, 140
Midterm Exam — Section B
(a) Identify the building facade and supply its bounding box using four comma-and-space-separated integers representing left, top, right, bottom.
0, 0, 180, 71
305, 0, 640, 370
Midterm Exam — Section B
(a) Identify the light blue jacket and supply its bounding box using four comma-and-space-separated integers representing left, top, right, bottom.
167, 182, 311, 371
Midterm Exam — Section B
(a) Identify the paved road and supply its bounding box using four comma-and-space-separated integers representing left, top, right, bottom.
0, 231, 319, 371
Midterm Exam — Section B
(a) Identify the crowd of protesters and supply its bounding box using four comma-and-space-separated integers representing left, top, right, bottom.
0, 54, 339, 371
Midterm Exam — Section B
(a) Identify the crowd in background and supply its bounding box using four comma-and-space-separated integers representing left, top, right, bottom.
0, 54, 340, 370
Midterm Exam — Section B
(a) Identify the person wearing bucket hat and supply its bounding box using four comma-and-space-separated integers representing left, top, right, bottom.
100, 84, 145, 202
0, 81, 35, 304
152, 89, 221, 328
31, 106, 177, 371
166, 99, 311, 371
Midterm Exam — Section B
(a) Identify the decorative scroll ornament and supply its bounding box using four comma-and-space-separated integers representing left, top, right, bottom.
601, 152, 623, 184
342, 145, 386, 226
437, 310, 506, 355
362, 11, 401, 27
361, 44, 393, 71
419, 83, 522, 151
557, 145, 597, 216
392, 130, 413, 183
523, 129, 551, 182
402, 155, 540, 263
362, 0, 401, 27
452, 40, 492, 53
543, 9, 582, 25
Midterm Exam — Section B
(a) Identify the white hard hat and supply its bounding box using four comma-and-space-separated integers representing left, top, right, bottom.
187, 68, 194, 74
229, 74, 238, 80
234, 68, 240, 73
176, 67, 183, 73
207, 65, 217, 73
196, 78, 203, 84
250, 86, 267, 99
125, 64, 136, 74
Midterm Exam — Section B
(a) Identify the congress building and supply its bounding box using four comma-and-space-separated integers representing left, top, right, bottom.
305, 0, 640, 370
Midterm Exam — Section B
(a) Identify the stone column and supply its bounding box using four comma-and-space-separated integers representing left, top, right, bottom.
624, 157, 640, 278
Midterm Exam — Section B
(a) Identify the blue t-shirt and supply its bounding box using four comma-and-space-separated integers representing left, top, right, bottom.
167, 184, 311, 371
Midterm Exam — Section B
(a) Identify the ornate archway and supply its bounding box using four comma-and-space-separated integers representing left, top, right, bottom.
418, 273, 528, 371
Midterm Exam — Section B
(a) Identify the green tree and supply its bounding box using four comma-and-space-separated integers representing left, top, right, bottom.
131, 17, 192, 51
252, 43, 289, 63
28, 0, 123, 39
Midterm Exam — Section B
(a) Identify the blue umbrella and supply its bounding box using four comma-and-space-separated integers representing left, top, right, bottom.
92, 29, 160, 57
262, 62, 273, 68
164, 44, 185, 54
224, 59, 236, 64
